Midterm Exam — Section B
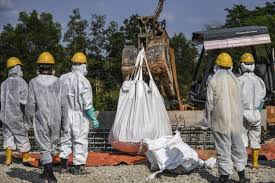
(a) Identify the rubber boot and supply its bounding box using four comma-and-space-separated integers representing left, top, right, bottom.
46, 163, 57, 183
217, 175, 229, 183
59, 158, 68, 174
252, 149, 260, 169
238, 170, 250, 183
39, 164, 48, 179
69, 165, 88, 175
4, 148, 12, 166
22, 152, 36, 164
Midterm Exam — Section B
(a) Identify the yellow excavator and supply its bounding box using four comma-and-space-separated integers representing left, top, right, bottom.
121, 0, 275, 136
121, 0, 185, 110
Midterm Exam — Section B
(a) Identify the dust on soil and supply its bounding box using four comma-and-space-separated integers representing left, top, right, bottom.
0, 157, 274, 183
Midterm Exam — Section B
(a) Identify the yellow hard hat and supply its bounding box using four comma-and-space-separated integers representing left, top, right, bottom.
215, 52, 233, 67
37, 52, 55, 64
240, 53, 255, 63
71, 52, 87, 64
7, 57, 23, 68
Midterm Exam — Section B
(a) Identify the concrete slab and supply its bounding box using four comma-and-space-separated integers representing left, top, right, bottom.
96, 110, 267, 129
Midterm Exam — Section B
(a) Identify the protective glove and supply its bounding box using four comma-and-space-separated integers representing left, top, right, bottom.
257, 100, 265, 112
86, 106, 100, 128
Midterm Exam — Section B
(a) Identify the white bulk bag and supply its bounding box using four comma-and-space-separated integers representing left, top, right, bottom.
108, 48, 172, 154
144, 131, 205, 180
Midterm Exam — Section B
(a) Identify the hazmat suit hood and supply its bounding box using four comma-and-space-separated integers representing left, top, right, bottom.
241, 63, 255, 73
214, 67, 236, 85
72, 64, 88, 76
214, 65, 233, 73
36, 74, 59, 87
8, 65, 23, 77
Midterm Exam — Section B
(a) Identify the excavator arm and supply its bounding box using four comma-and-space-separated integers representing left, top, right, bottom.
138, 0, 166, 45
122, 0, 184, 110
153, 0, 165, 21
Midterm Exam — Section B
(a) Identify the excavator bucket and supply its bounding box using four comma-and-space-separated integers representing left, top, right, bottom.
121, 0, 183, 110
122, 32, 183, 109
146, 32, 175, 97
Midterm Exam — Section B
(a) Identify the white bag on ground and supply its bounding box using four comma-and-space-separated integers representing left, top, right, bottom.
144, 131, 206, 180
108, 48, 172, 154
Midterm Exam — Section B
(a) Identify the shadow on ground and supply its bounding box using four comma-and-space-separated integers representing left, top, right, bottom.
260, 160, 275, 168
154, 167, 219, 182
0, 154, 25, 164
197, 168, 217, 182
6, 167, 42, 183
0, 155, 4, 164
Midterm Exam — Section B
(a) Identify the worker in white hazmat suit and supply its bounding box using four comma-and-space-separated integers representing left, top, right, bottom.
59, 52, 99, 175
239, 53, 266, 169
0, 57, 34, 166
25, 52, 68, 183
206, 53, 250, 183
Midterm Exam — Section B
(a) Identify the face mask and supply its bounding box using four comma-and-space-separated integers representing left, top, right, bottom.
83, 66, 88, 76
8, 65, 23, 77
72, 64, 88, 76
241, 63, 255, 73
18, 71, 23, 77
17, 66, 23, 77
52, 69, 56, 75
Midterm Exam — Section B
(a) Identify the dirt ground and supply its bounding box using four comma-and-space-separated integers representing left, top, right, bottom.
0, 156, 274, 183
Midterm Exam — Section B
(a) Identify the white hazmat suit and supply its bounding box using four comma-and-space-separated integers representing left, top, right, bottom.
239, 63, 266, 149
59, 64, 94, 165
0, 65, 31, 152
206, 69, 247, 175
25, 75, 67, 165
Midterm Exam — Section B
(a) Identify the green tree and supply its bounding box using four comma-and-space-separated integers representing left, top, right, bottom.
0, 10, 65, 81
0, 24, 16, 81
105, 20, 124, 86
106, 21, 125, 58
64, 8, 88, 57
225, 2, 275, 47
89, 19, 125, 111
101, 21, 125, 110
225, 5, 250, 27
170, 33, 198, 98
120, 14, 140, 47
88, 14, 107, 60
